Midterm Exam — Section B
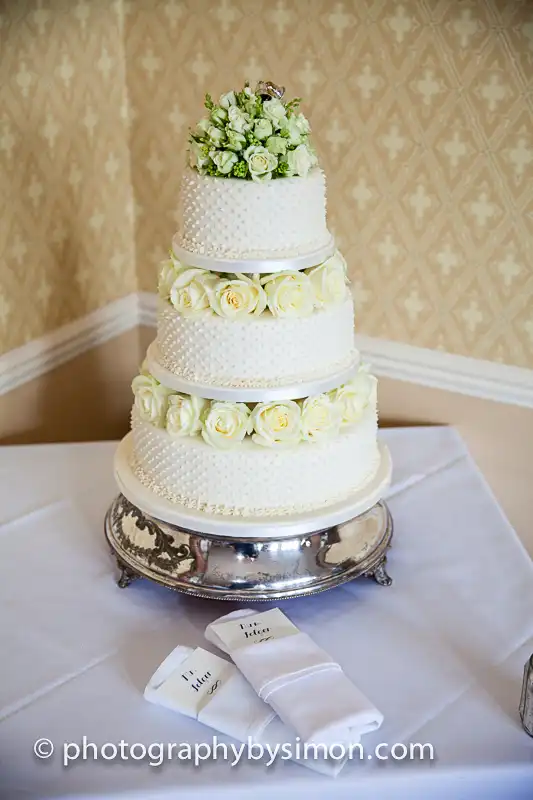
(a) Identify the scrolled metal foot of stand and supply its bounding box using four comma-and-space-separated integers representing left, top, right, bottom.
367, 557, 393, 587
116, 558, 140, 589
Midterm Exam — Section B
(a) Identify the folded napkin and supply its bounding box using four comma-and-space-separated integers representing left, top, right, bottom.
205, 608, 384, 747
144, 644, 275, 741
144, 643, 347, 776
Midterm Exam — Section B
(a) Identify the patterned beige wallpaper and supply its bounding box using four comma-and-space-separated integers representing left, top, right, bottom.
1, 0, 533, 368
0, 0, 136, 354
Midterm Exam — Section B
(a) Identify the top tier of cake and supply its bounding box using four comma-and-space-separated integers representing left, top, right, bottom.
173, 167, 334, 271
174, 81, 333, 271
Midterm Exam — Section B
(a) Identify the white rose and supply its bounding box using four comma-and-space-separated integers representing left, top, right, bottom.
226, 129, 247, 151
328, 249, 348, 277
219, 90, 236, 109
166, 394, 207, 437
294, 112, 311, 135
308, 146, 319, 168
334, 371, 377, 426
211, 149, 238, 174
139, 358, 151, 377
207, 125, 225, 146
195, 118, 211, 136
251, 400, 302, 447
228, 105, 250, 134
189, 139, 210, 171
210, 107, 228, 126
300, 394, 341, 443
170, 268, 215, 316
210, 274, 267, 319
281, 116, 303, 146
201, 402, 252, 449
254, 118, 273, 140
158, 258, 183, 300
244, 145, 278, 182
266, 135, 287, 156
262, 98, 288, 130
132, 374, 172, 427
261, 270, 315, 318
243, 93, 259, 117
306, 252, 348, 307
286, 143, 313, 178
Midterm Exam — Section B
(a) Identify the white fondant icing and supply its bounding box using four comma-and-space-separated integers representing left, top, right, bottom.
147, 341, 359, 401
155, 296, 357, 390
176, 167, 331, 261
130, 405, 380, 516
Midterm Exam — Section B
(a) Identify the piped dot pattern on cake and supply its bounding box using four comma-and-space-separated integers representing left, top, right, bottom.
156, 295, 356, 387
130, 407, 380, 517
178, 167, 331, 260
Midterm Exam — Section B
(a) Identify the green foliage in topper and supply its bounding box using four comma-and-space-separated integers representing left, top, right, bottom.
188, 83, 318, 182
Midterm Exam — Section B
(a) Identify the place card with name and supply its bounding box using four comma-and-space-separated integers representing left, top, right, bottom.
152, 647, 234, 718
212, 608, 299, 653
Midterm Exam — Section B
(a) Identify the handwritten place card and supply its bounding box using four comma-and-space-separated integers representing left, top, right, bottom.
152, 647, 234, 718
212, 608, 299, 653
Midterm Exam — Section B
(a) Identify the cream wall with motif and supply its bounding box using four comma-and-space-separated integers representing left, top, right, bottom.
1, 0, 533, 368
0, 0, 136, 354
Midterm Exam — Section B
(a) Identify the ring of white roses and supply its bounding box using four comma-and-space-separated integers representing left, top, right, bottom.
158, 250, 350, 320
132, 367, 376, 450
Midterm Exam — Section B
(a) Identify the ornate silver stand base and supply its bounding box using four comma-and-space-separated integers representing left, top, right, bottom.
104, 495, 393, 601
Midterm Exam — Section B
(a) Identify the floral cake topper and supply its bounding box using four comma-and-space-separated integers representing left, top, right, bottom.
188, 81, 318, 182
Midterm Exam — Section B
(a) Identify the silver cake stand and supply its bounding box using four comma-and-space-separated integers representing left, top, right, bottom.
104, 495, 393, 601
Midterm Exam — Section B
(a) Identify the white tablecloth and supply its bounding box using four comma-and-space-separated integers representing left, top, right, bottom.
1, 428, 532, 799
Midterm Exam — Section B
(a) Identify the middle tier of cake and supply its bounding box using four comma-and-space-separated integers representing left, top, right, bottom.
152, 294, 358, 397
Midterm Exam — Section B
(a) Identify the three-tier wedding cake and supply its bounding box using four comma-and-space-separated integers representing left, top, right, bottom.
117, 82, 389, 523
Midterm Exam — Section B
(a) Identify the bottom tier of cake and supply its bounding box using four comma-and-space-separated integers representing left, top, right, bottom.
129, 405, 380, 517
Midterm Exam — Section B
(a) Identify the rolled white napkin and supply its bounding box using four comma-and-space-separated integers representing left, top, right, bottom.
205, 608, 384, 747
144, 643, 346, 776
144, 644, 274, 741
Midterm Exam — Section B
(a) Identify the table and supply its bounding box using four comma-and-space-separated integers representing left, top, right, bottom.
1, 427, 532, 799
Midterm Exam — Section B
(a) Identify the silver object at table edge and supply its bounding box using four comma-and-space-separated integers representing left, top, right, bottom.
519, 654, 533, 736
104, 495, 393, 601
